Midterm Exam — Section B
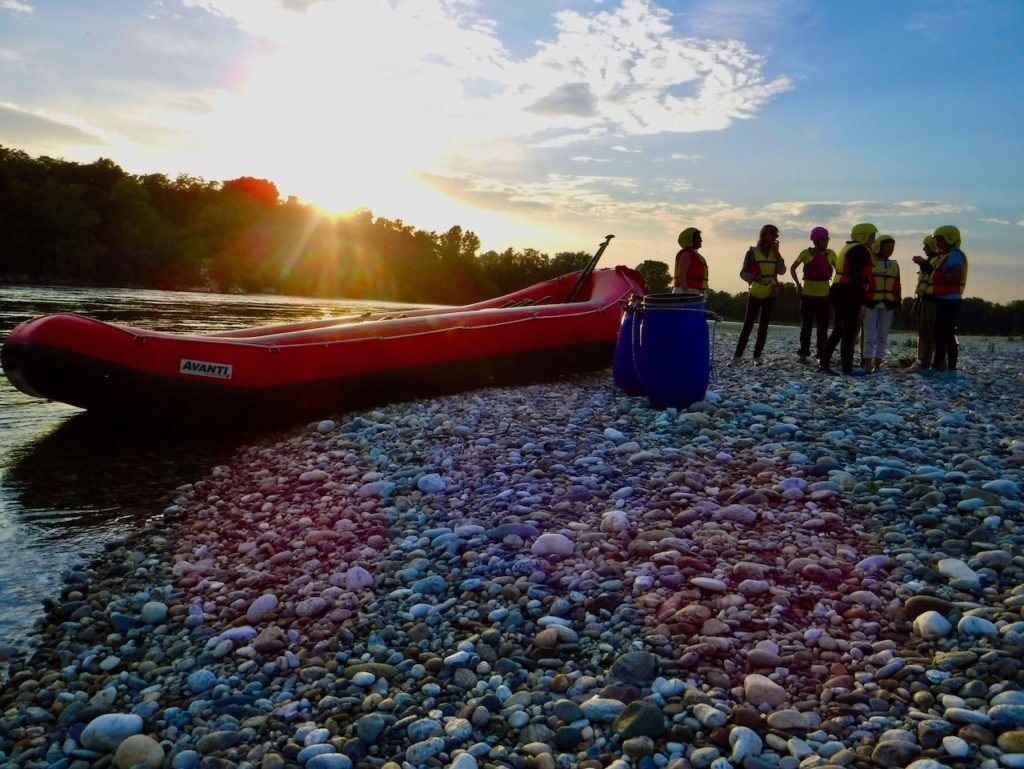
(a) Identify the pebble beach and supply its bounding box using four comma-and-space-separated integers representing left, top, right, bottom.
2, 327, 1024, 769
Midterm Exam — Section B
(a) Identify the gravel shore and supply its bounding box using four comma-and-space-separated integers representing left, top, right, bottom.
2, 328, 1023, 769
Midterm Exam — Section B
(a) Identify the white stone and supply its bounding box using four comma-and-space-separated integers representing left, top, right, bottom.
691, 577, 728, 592
140, 601, 168, 625
738, 579, 770, 595
847, 590, 883, 608
982, 479, 1020, 498
713, 504, 757, 524
692, 703, 727, 728
729, 726, 763, 762
913, 611, 953, 640
600, 510, 631, 533
246, 594, 279, 623
957, 615, 998, 637
81, 713, 144, 751
766, 709, 810, 731
417, 473, 447, 493
580, 697, 627, 721
449, 753, 479, 769
853, 555, 891, 574
114, 735, 165, 769
604, 428, 626, 443
296, 597, 329, 617
345, 566, 375, 590
941, 736, 970, 757
743, 674, 788, 707
937, 558, 979, 583
531, 533, 574, 556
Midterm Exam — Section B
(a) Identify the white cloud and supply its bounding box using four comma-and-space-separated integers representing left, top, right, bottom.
166, 1, 791, 220
980, 217, 1011, 225
0, 0, 33, 12
422, 170, 729, 224
1018, 219, 1024, 227
758, 200, 974, 222
0, 48, 22, 61
571, 156, 611, 163
181, 0, 791, 153
0, 100, 109, 146
526, 82, 598, 117
670, 153, 703, 161
703, 200, 978, 242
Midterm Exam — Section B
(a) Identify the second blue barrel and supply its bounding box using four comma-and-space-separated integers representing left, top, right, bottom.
637, 292, 710, 409
612, 296, 645, 395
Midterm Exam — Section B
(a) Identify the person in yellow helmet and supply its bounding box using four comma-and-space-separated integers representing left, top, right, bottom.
673, 227, 708, 295
910, 235, 941, 371
929, 225, 968, 380
730, 224, 785, 366
862, 234, 901, 372
820, 223, 876, 376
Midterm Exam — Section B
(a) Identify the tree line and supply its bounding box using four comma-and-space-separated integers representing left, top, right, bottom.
2, 145, 1022, 334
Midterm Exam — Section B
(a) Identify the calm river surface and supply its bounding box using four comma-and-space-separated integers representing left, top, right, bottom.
0, 285, 422, 653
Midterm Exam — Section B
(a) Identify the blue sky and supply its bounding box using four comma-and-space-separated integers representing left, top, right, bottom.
2, 0, 1022, 301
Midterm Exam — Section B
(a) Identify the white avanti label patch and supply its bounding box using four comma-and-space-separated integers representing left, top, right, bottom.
179, 358, 233, 380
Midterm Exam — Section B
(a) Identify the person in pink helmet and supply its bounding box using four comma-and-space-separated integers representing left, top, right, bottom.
789, 227, 837, 363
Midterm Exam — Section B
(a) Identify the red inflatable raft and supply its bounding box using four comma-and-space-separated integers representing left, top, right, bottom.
1, 265, 645, 422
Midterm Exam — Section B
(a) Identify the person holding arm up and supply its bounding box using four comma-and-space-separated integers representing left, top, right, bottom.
929, 225, 968, 381
911, 235, 941, 372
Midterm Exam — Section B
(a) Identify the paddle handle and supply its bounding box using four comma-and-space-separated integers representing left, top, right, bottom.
564, 234, 615, 303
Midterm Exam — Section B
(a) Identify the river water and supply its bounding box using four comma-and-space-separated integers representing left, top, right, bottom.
0, 286, 421, 654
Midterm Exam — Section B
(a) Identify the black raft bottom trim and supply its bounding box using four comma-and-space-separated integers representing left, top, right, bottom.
2, 341, 616, 425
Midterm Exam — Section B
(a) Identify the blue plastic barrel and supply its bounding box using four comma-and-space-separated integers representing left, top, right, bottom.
637, 292, 710, 409
612, 297, 645, 394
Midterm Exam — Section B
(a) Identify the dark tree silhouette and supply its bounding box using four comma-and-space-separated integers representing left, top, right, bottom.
1, 144, 1021, 333
636, 260, 671, 293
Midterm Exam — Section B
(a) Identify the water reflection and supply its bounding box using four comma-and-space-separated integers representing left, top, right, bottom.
5, 411, 246, 535
0, 285, 418, 653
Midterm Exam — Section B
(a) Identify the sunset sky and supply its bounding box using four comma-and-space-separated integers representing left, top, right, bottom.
2, 0, 1022, 301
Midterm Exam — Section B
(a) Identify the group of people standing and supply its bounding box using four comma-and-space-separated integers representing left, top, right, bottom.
672, 223, 968, 379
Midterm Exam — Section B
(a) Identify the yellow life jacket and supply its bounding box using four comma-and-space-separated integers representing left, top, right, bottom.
748, 247, 779, 299
916, 254, 942, 296
832, 242, 862, 286
866, 259, 900, 304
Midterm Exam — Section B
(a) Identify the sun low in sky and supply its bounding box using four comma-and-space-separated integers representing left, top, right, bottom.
1, 0, 1022, 301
